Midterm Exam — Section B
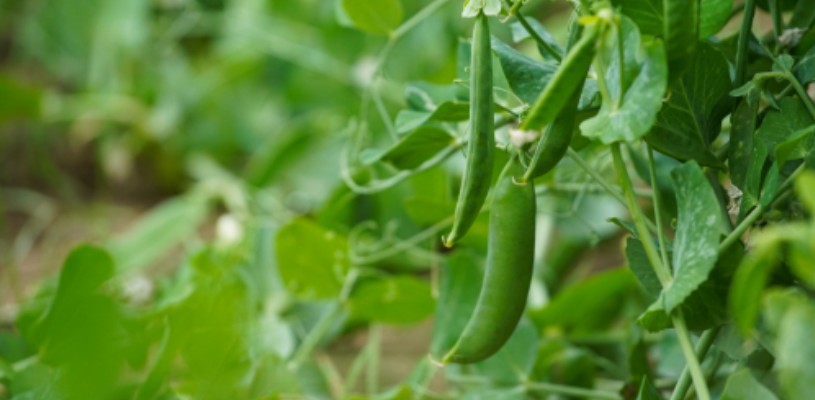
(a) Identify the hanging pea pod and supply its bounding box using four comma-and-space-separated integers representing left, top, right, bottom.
443, 157, 536, 364
443, 12, 495, 247
521, 15, 591, 182
520, 23, 598, 132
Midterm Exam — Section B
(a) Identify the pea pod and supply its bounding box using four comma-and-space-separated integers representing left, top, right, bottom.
522, 18, 589, 182
444, 12, 495, 247
519, 24, 598, 132
443, 157, 536, 364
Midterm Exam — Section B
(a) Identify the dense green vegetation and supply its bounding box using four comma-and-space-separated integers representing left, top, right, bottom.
2, 0, 815, 399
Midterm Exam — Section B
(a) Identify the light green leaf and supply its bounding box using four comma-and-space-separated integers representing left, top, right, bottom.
663, 161, 721, 312
730, 240, 782, 334
376, 126, 456, 170
341, 0, 403, 35
580, 23, 667, 143
349, 276, 435, 324
108, 195, 209, 272
646, 42, 731, 167
720, 369, 778, 400
773, 295, 815, 400
699, 0, 734, 38
276, 218, 349, 299
795, 171, 815, 213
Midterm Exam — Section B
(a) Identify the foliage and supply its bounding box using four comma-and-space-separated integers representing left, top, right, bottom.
1, 0, 815, 399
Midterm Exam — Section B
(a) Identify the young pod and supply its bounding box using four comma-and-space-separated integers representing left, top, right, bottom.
444, 12, 495, 247
443, 157, 536, 364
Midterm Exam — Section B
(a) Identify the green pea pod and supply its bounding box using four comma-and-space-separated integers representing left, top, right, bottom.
443, 157, 536, 364
444, 13, 495, 247
519, 24, 598, 132
521, 17, 588, 182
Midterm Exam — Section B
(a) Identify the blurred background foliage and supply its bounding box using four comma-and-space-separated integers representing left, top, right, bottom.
0, 0, 800, 399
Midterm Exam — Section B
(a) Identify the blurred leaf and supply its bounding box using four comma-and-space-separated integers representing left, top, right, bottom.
637, 375, 663, 400
349, 276, 435, 324
403, 196, 454, 226
276, 218, 350, 299
796, 171, 815, 213
530, 268, 637, 333
341, 0, 403, 35
467, 318, 539, 383
0, 72, 42, 122
730, 239, 782, 334
720, 369, 778, 400
768, 292, 815, 400
532, 339, 596, 391
581, 20, 668, 143
108, 195, 210, 272
431, 251, 481, 357
662, 161, 721, 312
646, 42, 730, 166
375, 126, 456, 170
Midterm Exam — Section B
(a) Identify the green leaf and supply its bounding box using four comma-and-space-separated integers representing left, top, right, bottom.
492, 36, 557, 105
403, 196, 455, 226
431, 251, 482, 357
276, 218, 349, 299
775, 125, 815, 166
729, 98, 760, 190
375, 126, 455, 170
795, 171, 815, 213
636, 375, 663, 400
349, 276, 435, 324
720, 369, 779, 400
663, 161, 721, 312
756, 97, 814, 154
646, 42, 731, 167
615, 0, 731, 38
794, 47, 815, 84
699, 0, 734, 38
730, 240, 782, 334
468, 319, 538, 383
394, 102, 471, 133
530, 268, 637, 333
773, 295, 815, 400
340, 0, 402, 35
580, 22, 668, 143
0, 72, 42, 122
664, 0, 698, 79
108, 195, 209, 272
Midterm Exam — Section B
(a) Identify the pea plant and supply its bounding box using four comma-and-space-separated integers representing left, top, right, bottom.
2, 0, 815, 399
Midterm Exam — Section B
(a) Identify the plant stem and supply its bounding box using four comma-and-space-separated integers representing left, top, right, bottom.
391, 0, 451, 41
734, 0, 757, 87
768, 0, 783, 42
524, 381, 623, 400
610, 144, 710, 400
786, 72, 815, 119
647, 146, 671, 269
669, 326, 721, 400
610, 145, 672, 284
515, 12, 562, 62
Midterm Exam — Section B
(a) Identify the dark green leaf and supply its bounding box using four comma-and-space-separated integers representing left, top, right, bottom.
636, 375, 663, 400
492, 36, 557, 105
775, 125, 815, 166
729, 98, 760, 190
646, 42, 731, 167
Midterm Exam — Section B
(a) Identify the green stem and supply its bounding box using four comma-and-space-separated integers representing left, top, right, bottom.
610, 145, 672, 284
611, 144, 710, 400
669, 326, 721, 400
768, 0, 783, 42
390, 0, 451, 41
289, 302, 342, 370
785, 72, 815, 119
647, 146, 671, 269
524, 382, 623, 400
734, 0, 756, 87
568, 148, 659, 232
515, 12, 562, 62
